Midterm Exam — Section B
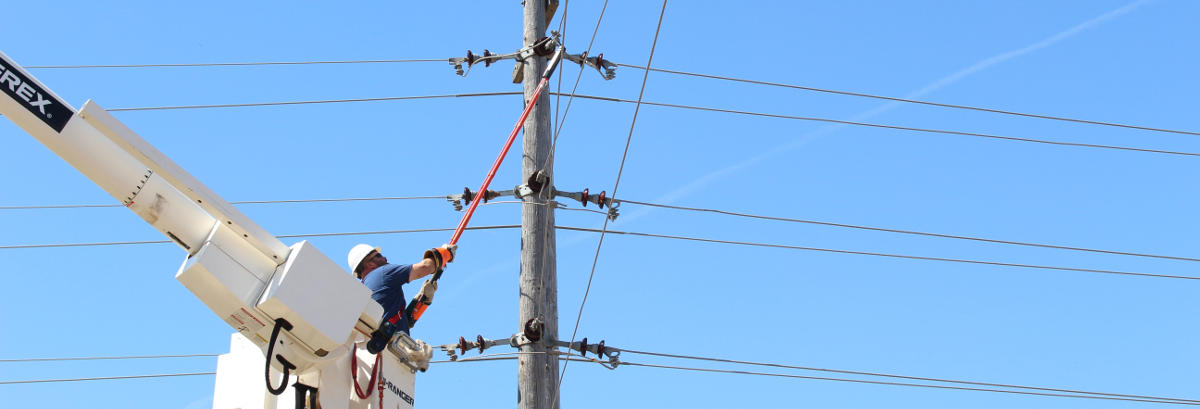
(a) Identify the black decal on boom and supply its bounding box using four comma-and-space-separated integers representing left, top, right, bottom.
0, 54, 73, 132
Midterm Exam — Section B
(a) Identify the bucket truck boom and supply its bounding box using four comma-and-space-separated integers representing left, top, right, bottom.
0, 50, 423, 408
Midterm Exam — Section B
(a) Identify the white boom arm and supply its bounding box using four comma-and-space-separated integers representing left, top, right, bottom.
0, 50, 420, 408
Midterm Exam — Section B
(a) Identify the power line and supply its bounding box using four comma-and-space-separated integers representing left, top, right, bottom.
0, 354, 217, 363
107, 92, 521, 112
3, 224, 1193, 281
613, 63, 1200, 138
556, 3, 668, 407
617, 199, 1200, 263
545, 0, 612, 171
25, 59, 443, 69
0, 372, 215, 385
619, 362, 1196, 406
29, 57, 1200, 139
554, 226, 1200, 281
540, 0, 611, 299
2, 223, 520, 248
0, 239, 173, 249
558, 94, 1200, 158
93, 92, 1200, 157
9, 194, 1194, 264
619, 348, 1200, 404
0, 195, 445, 210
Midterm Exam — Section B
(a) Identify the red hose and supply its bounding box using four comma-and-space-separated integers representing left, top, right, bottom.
350, 343, 382, 399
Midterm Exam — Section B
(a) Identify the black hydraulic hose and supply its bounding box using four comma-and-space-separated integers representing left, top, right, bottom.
265, 318, 296, 396
293, 383, 318, 409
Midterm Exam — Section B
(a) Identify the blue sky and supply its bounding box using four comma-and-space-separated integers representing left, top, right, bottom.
4, 1, 1200, 408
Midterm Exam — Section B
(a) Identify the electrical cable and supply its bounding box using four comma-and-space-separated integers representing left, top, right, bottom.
553, 226, 1200, 281
0, 354, 217, 362
0, 225, 521, 250
619, 348, 1200, 404
537, 0, 610, 319
3, 224, 1194, 281
31, 57, 1200, 139
555, 93, 1200, 158
555, 3, 667, 408
613, 63, 1200, 137
90, 91, 1200, 157
25, 59, 443, 69
617, 199, 1200, 263
0, 372, 215, 385
107, 92, 521, 112
0, 195, 445, 210
534, 0, 611, 379
26, 89, 1183, 157
8, 195, 1193, 264
543, 0, 611, 172
552, 0, 570, 143
521, 1, 612, 407
618, 362, 1196, 406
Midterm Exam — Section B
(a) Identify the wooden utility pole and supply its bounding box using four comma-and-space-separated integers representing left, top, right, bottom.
518, 1, 559, 409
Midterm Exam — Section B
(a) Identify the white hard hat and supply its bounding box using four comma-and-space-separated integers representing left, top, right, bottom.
348, 243, 381, 276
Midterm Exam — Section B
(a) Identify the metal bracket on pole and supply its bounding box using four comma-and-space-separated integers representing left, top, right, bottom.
446, 185, 619, 220
515, 170, 550, 200
448, 34, 615, 80
450, 37, 559, 77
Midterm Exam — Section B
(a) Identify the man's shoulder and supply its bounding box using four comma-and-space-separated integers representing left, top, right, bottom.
364, 263, 412, 287
378, 263, 413, 280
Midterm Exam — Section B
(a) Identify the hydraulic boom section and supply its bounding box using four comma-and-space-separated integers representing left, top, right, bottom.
0, 50, 412, 408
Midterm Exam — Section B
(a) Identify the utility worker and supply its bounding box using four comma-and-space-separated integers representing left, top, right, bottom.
348, 243, 456, 335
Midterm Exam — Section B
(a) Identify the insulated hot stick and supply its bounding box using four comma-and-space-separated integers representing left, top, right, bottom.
367, 46, 566, 354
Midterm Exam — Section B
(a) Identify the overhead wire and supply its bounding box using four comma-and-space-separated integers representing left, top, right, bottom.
544, 0, 611, 171
3, 224, 1195, 281
6, 195, 1195, 264
552, 0, 570, 140
2, 224, 523, 247
537, 0, 608, 320
25, 59, 443, 69
0, 372, 215, 385
88, 92, 1200, 157
5, 348, 1194, 406
544, 1, 612, 406
0, 354, 217, 362
555, 225, 1200, 281
555, 2, 667, 407
10, 88, 1177, 157
556, 94, 1200, 158
619, 348, 1200, 404
536, 0, 604, 334
612, 63, 1200, 137
616, 199, 1200, 263
26, 58, 1200, 138
107, 92, 521, 112
618, 362, 1196, 406
0, 195, 445, 210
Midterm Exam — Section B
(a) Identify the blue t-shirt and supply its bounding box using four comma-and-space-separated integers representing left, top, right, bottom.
361, 263, 413, 334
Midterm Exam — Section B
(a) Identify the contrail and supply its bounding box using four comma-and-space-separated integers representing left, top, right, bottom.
621, 0, 1152, 223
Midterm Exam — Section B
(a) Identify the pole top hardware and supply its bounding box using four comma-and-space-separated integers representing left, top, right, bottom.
448, 34, 615, 80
